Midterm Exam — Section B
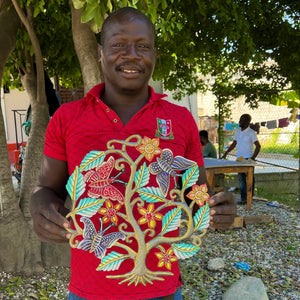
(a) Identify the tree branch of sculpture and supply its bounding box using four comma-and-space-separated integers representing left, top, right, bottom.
114, 159, 126, 172
130, 197, 143, 209
179, 219, 189, 229
169, 188, 182, 203
153, 202, 170, 213
113, 242, 137, 257
117, 212, 129, 223
66, 211, 83, 235
104, 148, 133, 166
143, 228, 156, 238
68, 230, 80, 248
191, 230, 207, 247
118, 223, 135, 243
147, 201, 194, 251
107, 135, 142, 153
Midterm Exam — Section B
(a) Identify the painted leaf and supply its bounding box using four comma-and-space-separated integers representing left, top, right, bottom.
172, 243, 200, 259
79, 151, 105, 172
138, 187, 165, 203
66, 166, 85, 201
74, 198, 105, 218
96, 251, 126, 271
193, 203, 210, 231
134, 162, 150, 189
161, 208, 181, 234
182, 165, 199, 190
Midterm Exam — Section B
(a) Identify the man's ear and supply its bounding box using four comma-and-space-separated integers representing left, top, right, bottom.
98, 44, 102, 62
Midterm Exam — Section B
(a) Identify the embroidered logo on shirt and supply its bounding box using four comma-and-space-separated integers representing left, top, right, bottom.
155, 118, 174, 139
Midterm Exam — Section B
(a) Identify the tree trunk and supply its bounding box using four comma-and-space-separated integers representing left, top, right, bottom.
71, 1, 102, 95
0, 0, 32, 273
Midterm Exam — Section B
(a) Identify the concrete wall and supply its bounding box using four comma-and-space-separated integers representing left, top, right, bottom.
221, 171, 299, 195
1, 88, 29, 145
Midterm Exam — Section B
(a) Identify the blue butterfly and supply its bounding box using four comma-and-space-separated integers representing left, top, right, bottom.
77, 217, 126, 259
149, 149, 196, 197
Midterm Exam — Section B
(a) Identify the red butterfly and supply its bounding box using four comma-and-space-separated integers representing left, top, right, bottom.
83, 156, 125, 204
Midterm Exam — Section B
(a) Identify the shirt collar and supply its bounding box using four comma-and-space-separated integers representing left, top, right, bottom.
86, 82, 167, 103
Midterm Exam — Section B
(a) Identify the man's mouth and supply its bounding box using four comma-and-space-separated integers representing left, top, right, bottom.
121, 68, 139, 73
117, 64, 145, 74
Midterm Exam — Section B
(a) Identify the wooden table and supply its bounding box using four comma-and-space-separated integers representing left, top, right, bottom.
204, 158, 255, 210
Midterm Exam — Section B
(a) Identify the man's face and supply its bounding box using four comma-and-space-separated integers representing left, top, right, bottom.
100, 17, 155, 93
200, 136, 205, 145
239, 115, 250, 128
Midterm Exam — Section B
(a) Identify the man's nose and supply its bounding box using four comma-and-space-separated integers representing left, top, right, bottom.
122, 44, 141, 59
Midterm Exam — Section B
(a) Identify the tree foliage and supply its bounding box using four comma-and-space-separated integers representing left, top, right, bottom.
3, 0, 82, 90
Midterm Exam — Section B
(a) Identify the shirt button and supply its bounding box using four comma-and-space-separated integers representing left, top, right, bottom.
113, 119, 118, 123
106, 108, 110, 112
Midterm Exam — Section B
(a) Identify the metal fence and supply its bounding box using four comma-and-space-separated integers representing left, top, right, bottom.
199, 114, 299, 198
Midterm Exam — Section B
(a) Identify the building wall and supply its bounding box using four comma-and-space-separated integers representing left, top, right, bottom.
2, 88, 29, 145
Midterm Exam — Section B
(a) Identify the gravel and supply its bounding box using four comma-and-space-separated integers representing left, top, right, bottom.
0, 195, 299, 300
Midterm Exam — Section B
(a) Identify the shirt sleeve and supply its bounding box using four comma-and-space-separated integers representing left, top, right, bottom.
44, 105, 67, 161
251, 131, 258, 143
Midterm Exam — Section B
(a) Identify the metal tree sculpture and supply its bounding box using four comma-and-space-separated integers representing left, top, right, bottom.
66, 135, 210, 286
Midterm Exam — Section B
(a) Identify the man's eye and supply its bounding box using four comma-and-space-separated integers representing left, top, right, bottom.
138, 44, 150, 49
112, 44, 124, 48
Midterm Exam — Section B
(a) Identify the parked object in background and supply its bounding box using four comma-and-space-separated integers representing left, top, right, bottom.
13, 146, 25, 183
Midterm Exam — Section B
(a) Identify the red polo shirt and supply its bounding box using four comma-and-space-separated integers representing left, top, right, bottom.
44, 83, 203, 300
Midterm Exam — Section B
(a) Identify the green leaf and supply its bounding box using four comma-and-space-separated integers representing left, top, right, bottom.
72, 0, 86, 9
33, 6, 41, 18
161, 207, 181, 234
138, 187, 165, 203
93, 5, 104, 27
66, 166, 85, 201
74, 198, 105, 217
134, 162, 150, 190
16, 277, 22, 286
172, 243, 200, 259
193, 203, 210, 231
96, 251, 126, 271
106, 0, 113, 12
80, 151, 105, 172
182, 165, 199, 190
81, 2, 98, 23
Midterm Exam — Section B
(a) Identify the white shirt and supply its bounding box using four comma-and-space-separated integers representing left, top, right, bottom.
233, 127, 258, 159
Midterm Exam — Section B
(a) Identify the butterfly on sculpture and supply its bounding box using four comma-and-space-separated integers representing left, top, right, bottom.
83, 156, 125, 204
149, 149, 196, 197
77, 217, 126, 259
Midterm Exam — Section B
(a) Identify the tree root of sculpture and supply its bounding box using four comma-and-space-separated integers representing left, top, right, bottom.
107, 268, 173, 286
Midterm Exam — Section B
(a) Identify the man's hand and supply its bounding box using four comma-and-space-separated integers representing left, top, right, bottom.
208, 191, 236, 229
30, 156, 70, 243
30, 191, 71, 243
30, 192, 71, 243
221, 152, 228, 160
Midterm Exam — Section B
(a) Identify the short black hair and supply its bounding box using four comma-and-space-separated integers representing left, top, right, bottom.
100, 7, 155, 46
240, 114, 252, 123
199, 130, 209, 139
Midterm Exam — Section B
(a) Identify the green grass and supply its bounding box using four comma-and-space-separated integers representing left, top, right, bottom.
260, 143, 299, 156
259, 129, 299, 157
256, 187, 299, 211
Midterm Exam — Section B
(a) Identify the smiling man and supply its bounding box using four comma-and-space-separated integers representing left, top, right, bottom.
30, 7, 235, 300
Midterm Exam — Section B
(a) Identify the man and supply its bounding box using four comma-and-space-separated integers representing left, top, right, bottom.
199, 130, 217, 158
30, 7, 235, 300
222, 114, 261, 205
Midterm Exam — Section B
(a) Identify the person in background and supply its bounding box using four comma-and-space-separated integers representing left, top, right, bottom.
30, 7, 236, 300
199, 130, 217, 158
222, 114, 261, 205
